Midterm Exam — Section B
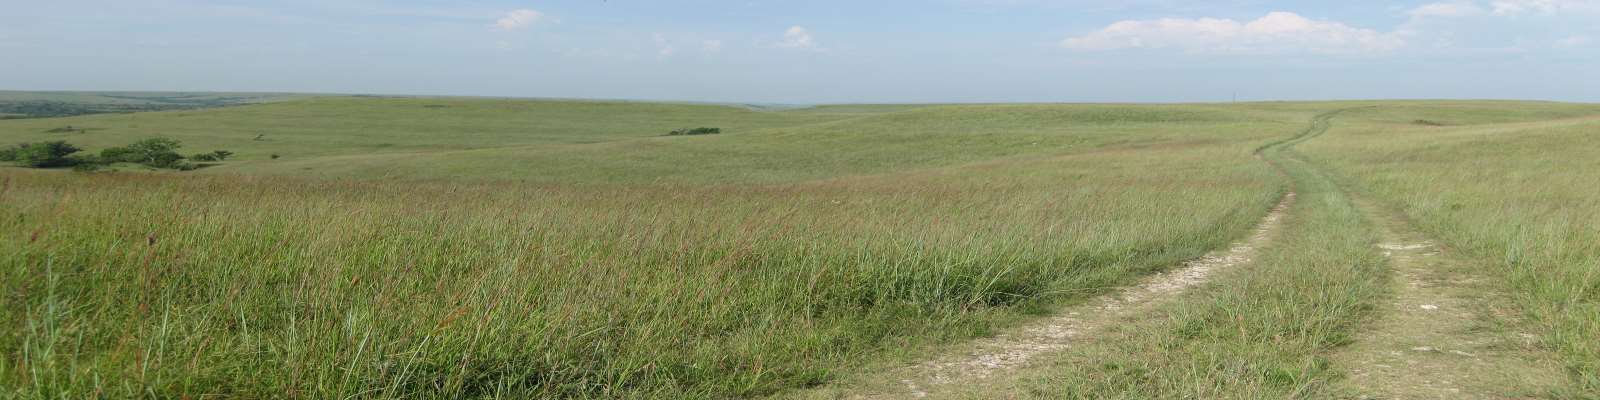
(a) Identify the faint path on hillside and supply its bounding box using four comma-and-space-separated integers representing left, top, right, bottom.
790, 191, 1295, 399
1330, 196, 1566, 399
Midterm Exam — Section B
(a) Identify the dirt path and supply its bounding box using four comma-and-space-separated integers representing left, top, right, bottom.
1330, 197, 1565, 399
790, 192, 1295, 399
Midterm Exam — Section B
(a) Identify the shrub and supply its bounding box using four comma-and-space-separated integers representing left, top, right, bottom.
101, 137, 191, 169
3, 141, 82, 168
146, 152, 188, 169
5, 138, 220, 171
191, 150, 234, 162
100, 146, 139, 163
667, 127, 721, 136
127, 138, 183, 161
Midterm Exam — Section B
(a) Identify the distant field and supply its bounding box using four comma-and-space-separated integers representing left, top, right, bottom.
0, 97, 1291, 183
2, 98, 1597, 398
0, 91, 311, 119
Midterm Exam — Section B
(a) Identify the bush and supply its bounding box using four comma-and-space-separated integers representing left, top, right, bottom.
192, 150, 234, 162
127, 138, 183, 161
5, 137, 223, 171
667, 127, 721, 136
100, 137, 193, 169
147, 152, 187, 169
100, 146, 139, 163
2, 141, 82, 168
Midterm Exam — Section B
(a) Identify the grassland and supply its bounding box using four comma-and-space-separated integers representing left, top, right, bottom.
2, 97, 1597, 398
1, 99, 1297, 398
988, 102, 1600, 399
1297, 103, 1600, 395
0, 97, 1292, 183
992, 108, 1385, 398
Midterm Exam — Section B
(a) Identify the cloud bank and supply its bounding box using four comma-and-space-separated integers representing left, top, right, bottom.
494, 9, 543, 31
1063, 11, 1403, 55
779, 26, 819, 49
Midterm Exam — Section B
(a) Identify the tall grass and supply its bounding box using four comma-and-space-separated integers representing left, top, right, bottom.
0, 104, 1286, 398
1018, 109, 1389, 398
1297, 104, 1600, 394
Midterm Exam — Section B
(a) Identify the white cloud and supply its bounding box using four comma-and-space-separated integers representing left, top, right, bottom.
702, 40, 724, 53
778, 26, 819, 49
653, 33, 676, 56
1492, 0, 1556, 15
1404, 0, 1600, 17
1490, 0, 1600, 15
1409, 2, 1487, 18
1062, 12, 1403, 55
1558, 35, 1591, 46
494, 9, 543, 31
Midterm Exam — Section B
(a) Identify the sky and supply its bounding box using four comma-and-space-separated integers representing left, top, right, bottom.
2, 0, 1598, 103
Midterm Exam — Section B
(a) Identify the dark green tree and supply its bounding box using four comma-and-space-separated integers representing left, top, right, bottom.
100, 146, 139, 162
1, 141, 82, 167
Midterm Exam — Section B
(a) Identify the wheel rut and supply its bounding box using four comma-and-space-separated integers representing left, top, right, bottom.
788, 111, 1336, 400
797, 108, 1566, 399
796, 191, 1295, 399
1280, 108, 1569, 399
1328, 197, 1566, 399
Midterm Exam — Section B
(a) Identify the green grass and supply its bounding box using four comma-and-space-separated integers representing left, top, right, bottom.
1014, 108, 1391, 399
1297, 102, 1600, 395
0, 98, 1289, 184
4, 98, 1596, 398
1017, 102, 1600, 398
0, 98, 1295, 398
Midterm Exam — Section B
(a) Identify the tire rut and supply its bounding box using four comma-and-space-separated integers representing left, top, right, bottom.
1328, 196, 1566, 399
1281, 108, 1568, 399
807, 191, 1295, 399
789, 110, 1334, 399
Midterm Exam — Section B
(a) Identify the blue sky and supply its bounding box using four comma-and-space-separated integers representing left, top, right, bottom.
2, 0, 1597, 103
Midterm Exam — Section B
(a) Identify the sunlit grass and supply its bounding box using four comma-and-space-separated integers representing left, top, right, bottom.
0, 100, 1293, 398
1017, 108, 1390, 399
1298, 103, 1600, 394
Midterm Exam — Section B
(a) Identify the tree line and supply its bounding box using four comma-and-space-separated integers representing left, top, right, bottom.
0, 138, 232, 171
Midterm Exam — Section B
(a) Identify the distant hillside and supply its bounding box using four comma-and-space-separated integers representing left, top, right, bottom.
0, 91, 312, 119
